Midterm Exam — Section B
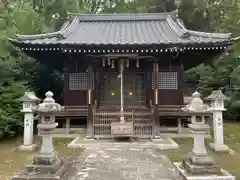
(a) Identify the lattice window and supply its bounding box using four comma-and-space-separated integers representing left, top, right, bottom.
68, 73, 95, 90
152, 71, 178, 89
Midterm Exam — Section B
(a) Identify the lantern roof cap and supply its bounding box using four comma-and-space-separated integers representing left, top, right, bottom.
32, 91, 64, 113
182, 91, 212, 113
18, 91, 40, 102
206, 90, 229, 100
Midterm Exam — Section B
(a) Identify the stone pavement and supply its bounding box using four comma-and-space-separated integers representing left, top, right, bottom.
64, 146, 182, 180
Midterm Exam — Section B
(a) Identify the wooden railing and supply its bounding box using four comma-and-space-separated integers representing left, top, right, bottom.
92, 105, 153, 138
56, 105, 88, 117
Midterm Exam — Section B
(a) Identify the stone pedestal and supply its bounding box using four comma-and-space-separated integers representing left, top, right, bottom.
182, 123, 221, 175
12, 91, 65, 180
18, 92, 40, 151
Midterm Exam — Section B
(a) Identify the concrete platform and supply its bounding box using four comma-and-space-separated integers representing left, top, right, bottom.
67, 137, 179, 150
173, 162, 235, 180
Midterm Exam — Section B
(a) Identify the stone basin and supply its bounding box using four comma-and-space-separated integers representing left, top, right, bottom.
188, 124, 209, 131
37, 123, 58, 131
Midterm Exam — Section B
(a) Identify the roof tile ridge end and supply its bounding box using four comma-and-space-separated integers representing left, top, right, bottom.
59, 16, 79, 38
185, 29, 232, 39
166, 15, 186, 36
169, 9, 179, 18
176, 18, 231, 39
16, 31, 63, 41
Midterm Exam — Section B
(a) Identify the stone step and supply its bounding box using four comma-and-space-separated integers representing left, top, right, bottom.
25, 159, 64, 175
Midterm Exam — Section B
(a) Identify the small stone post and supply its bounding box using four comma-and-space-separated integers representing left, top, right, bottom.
18, 91, 40, 151
207, 90, 229, 152
12, 91, 65, 180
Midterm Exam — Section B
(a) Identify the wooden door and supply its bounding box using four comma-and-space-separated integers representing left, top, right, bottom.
101, 72, 145, 106
124, 73, 144, 106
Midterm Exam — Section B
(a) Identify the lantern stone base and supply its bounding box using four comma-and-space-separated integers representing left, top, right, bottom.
19, 144, 37, 152
182, 152, 221, 175
174, 162, 235, 180
11, 152, 65, 180
209, 143, 229, 152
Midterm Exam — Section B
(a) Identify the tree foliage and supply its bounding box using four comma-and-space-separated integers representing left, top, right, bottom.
0, 0, 240, 139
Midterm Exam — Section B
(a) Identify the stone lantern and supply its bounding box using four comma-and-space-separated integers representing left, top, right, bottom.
174, 92, 235, 180
206, 90, 229, 152
33, 91, 64, 157
18, 91, 40, 151
12, 91, 65, 180
174, 92, 221, 176
182, 91, 215, 166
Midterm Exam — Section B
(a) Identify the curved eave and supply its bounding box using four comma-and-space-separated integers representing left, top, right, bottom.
9, 41, 231, 55
9, 38, 233, 48
13, 16, 79, 42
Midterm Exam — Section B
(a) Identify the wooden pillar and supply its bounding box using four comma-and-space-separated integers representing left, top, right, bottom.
153, 62, 160, 138
95, 68, 99, 108
146, 67, 152, 106
96, 67, 102, 108
86, 64, 94, 139
179, 58, 184, 104
63, 63, 69, 105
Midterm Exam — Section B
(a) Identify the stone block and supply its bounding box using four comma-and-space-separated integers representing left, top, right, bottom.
33, 152, 58, 165
187, 152, 216, 166
25, 159, 64, 174
12, 161, 65, 180
19, 144, 37, 152
174, 162, 235, 180
182, 159, 221, 175
209, 143, 229, 152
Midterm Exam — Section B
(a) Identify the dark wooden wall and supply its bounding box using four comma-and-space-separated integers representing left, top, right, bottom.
63, 56, 88, 106
157, 59, 184, 105
63, 54, 184, 107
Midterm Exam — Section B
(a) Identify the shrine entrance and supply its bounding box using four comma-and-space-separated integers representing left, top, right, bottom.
94, 59, 153, 138
102, 73, 145, 106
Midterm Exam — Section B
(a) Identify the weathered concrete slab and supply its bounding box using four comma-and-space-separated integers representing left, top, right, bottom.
63, 147, 183, 180
67, 137, 179, 150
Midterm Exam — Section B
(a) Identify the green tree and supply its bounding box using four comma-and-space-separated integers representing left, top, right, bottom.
0, 2, 50, 138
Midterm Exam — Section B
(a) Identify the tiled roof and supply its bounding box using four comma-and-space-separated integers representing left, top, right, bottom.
12, 11, 233, 46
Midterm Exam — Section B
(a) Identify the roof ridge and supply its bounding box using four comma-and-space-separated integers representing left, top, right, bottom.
69, 11, 178, 16
69, 11, 179, 21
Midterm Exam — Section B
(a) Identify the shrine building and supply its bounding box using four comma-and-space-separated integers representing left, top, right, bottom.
10, 11, 234, 139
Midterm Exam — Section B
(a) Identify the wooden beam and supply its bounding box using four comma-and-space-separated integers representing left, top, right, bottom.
63, 62, 69, 106
87, 63, 94, 138
153, 62, 160, 138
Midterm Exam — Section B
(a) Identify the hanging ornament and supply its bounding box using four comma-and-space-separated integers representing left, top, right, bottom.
102, 59, 106, 67
136, 58, 140, 68
111, 60, 115, 68
126, 59, 129, 68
